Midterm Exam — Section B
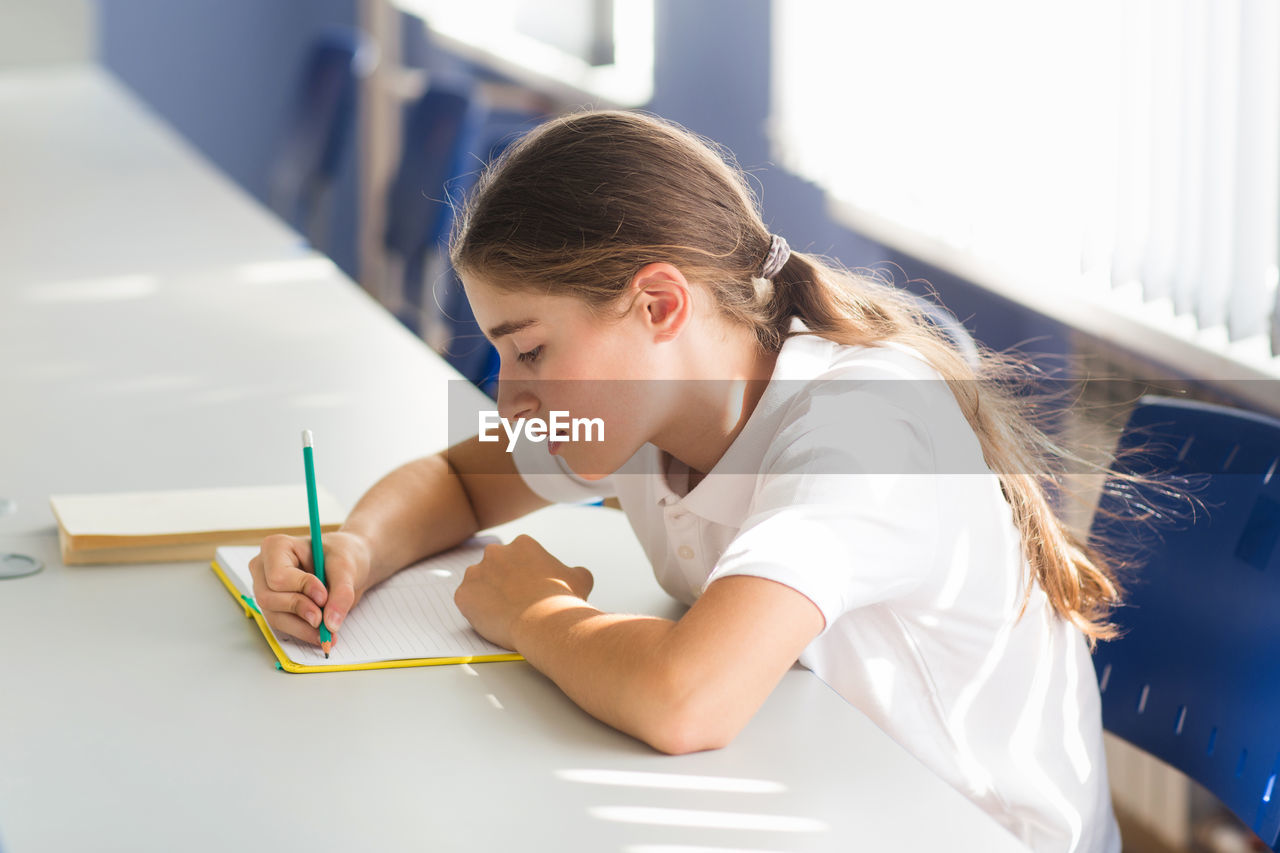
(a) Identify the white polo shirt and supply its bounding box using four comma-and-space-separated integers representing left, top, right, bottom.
512, 320, 1120, 853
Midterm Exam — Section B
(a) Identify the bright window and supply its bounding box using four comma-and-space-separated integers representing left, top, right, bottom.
394, 0, 653, 106
772, 0, 1280, 374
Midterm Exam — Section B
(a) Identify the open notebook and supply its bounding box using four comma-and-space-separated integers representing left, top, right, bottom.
212, 541, 522, 673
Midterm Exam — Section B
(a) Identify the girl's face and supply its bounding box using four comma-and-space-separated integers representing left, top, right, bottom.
463, 274, 676, 480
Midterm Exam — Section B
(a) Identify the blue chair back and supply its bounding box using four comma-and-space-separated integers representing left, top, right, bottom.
385, 82, 541, 393
1090, 396, 1280, 845
385, 82, 483, 275
269, 27, 374, 248
384, 81, 484, 336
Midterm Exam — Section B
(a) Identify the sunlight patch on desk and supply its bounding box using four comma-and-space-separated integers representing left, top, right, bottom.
232, 256, 336, 285
485, 693, 504, 710
557, 769, 784, 793
589, 806, 827, 833
23, 274, 158, 303
187, 386, 262, 406
459, 663, 478, 677
98, 372, 197, 395
288, 392, 350, 409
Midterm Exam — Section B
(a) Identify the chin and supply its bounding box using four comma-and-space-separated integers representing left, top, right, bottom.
559, 444, 634, 481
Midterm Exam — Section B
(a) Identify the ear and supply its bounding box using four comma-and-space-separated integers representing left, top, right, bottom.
629, 262, 692, 342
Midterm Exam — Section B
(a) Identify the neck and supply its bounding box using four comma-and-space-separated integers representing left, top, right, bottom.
650, 322, 778, 478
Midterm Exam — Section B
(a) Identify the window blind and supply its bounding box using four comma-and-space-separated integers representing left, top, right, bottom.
772, 0, 1280, 374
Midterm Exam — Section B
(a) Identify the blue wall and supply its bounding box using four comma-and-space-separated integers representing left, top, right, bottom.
98, 0, 361, 279
96, 0, 1066, 361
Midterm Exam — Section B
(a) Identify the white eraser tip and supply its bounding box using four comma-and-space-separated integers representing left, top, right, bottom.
302, 429, 313, 447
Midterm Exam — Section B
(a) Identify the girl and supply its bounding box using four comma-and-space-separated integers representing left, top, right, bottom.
251, 111, 1122, 852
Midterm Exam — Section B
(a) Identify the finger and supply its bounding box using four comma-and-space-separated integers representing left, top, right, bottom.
264, 558, 327, 606
271, 611, 321, 647
258, 590, 323, 630
248, 552, 267, 594
463, 556, 490, 582
453, 576, 476, 618
322, 573, 357, 633
260, 533, 312, 571
571, 565, 594, 599
510, 533, 543, 554
307, 535, 368, 645
258, 534, 328, 599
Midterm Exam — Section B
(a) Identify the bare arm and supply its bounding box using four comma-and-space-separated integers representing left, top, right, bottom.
455, 536, 825, 755
340, 433, 550, 587
519, 577, 824, 754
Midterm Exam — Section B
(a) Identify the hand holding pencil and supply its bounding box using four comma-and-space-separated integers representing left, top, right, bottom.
247, 431, 373, 651
248, 530, 371, 650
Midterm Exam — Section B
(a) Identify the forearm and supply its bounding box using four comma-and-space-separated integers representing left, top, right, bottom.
511, 599, 726, 755
460, 543, 820, 755
340, 453, 479, 587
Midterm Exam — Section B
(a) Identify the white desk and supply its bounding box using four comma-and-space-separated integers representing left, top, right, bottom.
0, 66, 1027, 852
0, 66, 305, 287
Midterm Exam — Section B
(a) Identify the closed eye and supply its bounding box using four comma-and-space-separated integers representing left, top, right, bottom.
516, 345, 543, 364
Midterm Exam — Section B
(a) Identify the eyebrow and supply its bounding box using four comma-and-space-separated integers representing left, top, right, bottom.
485, 318, 539, 341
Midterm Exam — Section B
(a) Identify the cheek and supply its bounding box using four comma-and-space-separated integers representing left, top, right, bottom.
567, 326, 649, 381
562, 380, 650, 432
552, 387, 655, 477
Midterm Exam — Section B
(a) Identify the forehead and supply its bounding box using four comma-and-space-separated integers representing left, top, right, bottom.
461, 273, 596, 339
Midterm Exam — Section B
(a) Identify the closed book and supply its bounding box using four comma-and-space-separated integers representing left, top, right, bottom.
49, 485, 344, 564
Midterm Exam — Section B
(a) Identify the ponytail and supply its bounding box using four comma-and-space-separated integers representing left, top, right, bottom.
764, 249, 1122, 640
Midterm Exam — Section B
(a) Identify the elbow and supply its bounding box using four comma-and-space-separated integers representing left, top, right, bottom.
634, 676, 743, 756
644, 719, 734, 756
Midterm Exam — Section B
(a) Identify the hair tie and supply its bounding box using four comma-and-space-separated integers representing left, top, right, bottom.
760, 234, 791, 280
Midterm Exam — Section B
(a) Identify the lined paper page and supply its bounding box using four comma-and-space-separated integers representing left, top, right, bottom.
216, 542, 511, 666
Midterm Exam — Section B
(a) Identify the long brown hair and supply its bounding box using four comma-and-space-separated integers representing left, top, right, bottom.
451, 110, 1123, 641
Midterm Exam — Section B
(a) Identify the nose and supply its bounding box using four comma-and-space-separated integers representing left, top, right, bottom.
495, 364, 538, 422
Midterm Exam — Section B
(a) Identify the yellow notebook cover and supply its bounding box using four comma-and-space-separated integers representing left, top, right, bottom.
212, 541, 522, 673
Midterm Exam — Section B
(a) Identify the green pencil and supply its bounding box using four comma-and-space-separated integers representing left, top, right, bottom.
302, 429, 333, 658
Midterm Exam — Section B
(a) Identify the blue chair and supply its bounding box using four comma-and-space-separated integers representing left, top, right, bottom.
1089, 396, 1280, 846
268, 27, 376, 252
383, 79, 541, 394
383, 79, 485, 341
